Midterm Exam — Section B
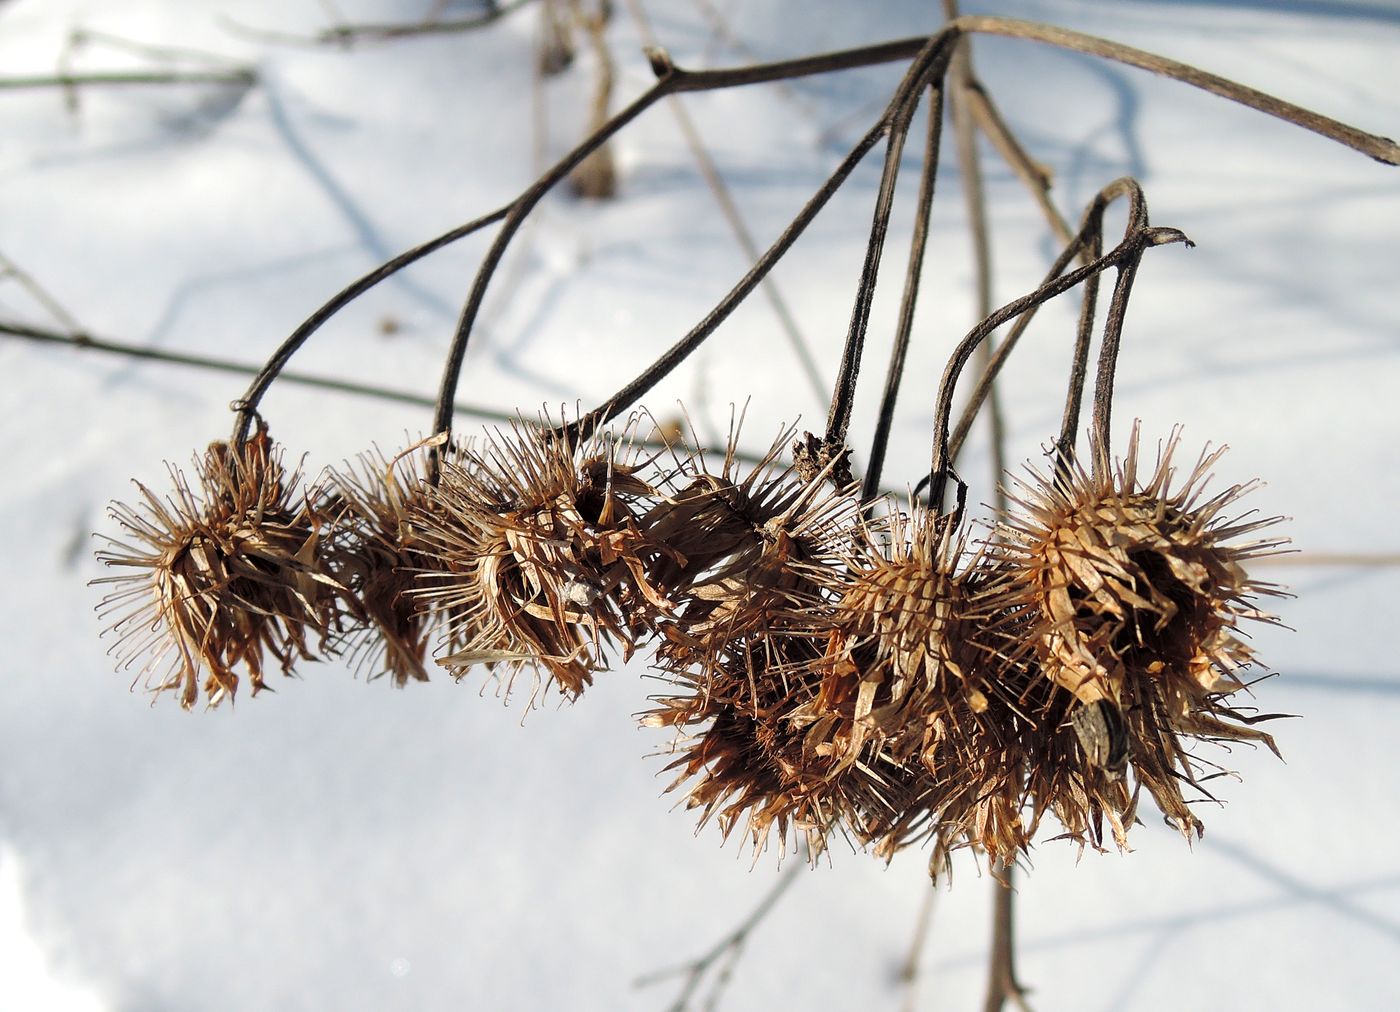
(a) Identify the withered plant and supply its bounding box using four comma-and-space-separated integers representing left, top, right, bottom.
87, 5, 1397, 1009
410, 415, 669, 700
322, 437, 448, 687
95, 422, 352, 708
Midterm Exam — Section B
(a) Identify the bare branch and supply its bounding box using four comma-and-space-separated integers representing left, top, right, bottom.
222, 0, 537, 48
982, 863, 1034, 1012
621, 0, 827, 407
958, 15, 1399, 165
0, 69, 254, 90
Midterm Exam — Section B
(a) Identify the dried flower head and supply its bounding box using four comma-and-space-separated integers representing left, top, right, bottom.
990, 424, 1288, 842
816, 507, 1040, 868
645, 424, 859, 681
646, 632, 942, 862
411, 416, 668, 702
644, 426, 928, 860
95, 424, 350, 708
323, 439, 444, 687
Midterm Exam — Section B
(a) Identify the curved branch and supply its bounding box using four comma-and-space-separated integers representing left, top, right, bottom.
927, 203, 1187, 510
958, 15, 1400, 165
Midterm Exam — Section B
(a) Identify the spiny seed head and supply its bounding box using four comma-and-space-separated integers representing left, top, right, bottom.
323, 438, 446, 687
94, 424, 350, 708
825, 508, 1011, 758
642, 427, 970, 863
411, 415, 669, 703
641, 423, 895, 860
804, 508, 1052, 871
989, 423, 1288, 843
645, 633, 938, 863
646, 423, 862, 686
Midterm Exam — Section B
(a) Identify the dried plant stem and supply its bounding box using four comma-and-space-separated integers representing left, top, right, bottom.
959, 16, 1399, 165
944, 12, 1008, 515
946, 13, 1026, 1006
232, 14, 1395, 455
567, 0, 618, 198
62, 28, 253, 75
899, 882, 939, 1012
0, 69, 255, 89
223, 0, 535, 47
563, 85, 900, 446
318, 1, 528, 44
620, 0, 827, 406
230, 207, 509, 445
1088, 182, 1152, 471
926, 203, 1188, 510
821, 36, 957, 466
983, 863, 1033, 1012
862, 85, 944, 503
967, 83, 1073, 247
634, 862, 802, 1011
944, 180, 1130, 474
2, 318, 523, 424
0, 251, 86, 336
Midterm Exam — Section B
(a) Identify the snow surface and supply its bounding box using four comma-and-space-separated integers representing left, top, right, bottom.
1, 0, 1398, 1009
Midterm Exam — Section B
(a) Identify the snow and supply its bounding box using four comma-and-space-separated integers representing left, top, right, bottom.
2, 0, 1398, 1009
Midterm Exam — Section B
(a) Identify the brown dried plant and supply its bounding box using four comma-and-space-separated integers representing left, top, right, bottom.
322, 438, 448, 687
410, 415, 671, 701
817, 508, 1042, 871
95, 424, 351, 708
989, 424, 1289, 844
643, 427, 907, 859
74, 6, 1400, 1006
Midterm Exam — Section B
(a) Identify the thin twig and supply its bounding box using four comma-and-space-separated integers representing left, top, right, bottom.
944, 11, 1026, 1005
1087, 184, 1153, 472
0, 70, 255, 90
564, 94, 895, 446
65, 28, 252, 72
222, 0, 536, 47
899, 882, 939, 1012
926, 212, 1188, 510
982, 862, 1033, 1012
568, 0, 619, 198
944, 5, 1008, 517
822, 35, 957, 466
621, 0, 828, 408
862, 84, 945, 503
1, 319, 517, 423
634, 862, 802, 1011
0, 251, 87, 336
944, 179, 1135, 472
959, 16, 1399, 165
230, 207, 510, 446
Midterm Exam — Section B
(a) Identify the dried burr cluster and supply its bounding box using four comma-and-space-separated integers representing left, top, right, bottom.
96, 411, 1287, 871
88, 7, 1399, 880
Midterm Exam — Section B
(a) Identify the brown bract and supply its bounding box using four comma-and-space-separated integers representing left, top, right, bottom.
646, 426, 859, 682
819, 508, 1040, 870
95, 425, 350, 708
990, 425, 1289, 843
411, 417, 669, 702
323, 439, 446, 687
644, 431, 934, 860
